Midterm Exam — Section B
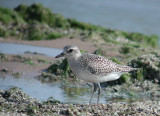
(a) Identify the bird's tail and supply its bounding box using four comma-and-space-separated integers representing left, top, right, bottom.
118, 65, 139, 72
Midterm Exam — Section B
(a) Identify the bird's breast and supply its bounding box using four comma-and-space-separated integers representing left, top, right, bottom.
68, 59, 94, 81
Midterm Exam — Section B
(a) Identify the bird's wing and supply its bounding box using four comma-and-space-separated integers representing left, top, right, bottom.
81, 53, 136, 75
81, 54, 118, 75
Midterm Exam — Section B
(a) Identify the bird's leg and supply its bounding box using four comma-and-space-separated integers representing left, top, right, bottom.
97, 83, 102, 103
89, 83, 97, 104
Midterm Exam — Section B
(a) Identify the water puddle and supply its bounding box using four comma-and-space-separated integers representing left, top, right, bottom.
0, 74, 153, 104
0, 75, 107, 103
0, 42, 62, 57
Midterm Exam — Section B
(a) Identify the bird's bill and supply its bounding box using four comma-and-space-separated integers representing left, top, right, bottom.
55, 52, 65, 58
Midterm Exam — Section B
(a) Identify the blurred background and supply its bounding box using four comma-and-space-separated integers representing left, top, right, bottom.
0, 0, 160, 45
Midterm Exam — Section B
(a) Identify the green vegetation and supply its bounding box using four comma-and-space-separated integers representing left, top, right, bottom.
110, 57, 121, 64
43, 97, 61, 104
13, 55, 36, 65
23, 58, 35, 65
0, 53, 8, 61
46, 32, 64, 40
0, 3, 158, 48
130, 54, 160, 82
12, 72, 21, 78
119, 73, 131, 83
0, 27, 8, 37
47, 58, 74, 78
67, 18, 99, 30
120, 46, 133, 54
0, 7, 24, 24
122, 32, 158, 48
93, 48, 106, 56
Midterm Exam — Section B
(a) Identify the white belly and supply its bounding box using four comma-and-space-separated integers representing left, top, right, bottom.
75, 70, 123, 83
98, 73, 123, 83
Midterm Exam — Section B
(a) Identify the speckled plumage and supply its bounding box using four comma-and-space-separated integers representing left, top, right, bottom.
79, 53, 136, 75
55, 45, 138, 103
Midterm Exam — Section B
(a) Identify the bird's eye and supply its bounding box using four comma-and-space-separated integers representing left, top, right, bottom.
68, 49, 73, 53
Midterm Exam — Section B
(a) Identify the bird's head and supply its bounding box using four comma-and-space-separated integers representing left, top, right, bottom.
55, 45, 81, 59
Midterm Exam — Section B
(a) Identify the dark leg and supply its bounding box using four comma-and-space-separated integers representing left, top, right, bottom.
97, 83, 102, 103
89, 83, 97, 104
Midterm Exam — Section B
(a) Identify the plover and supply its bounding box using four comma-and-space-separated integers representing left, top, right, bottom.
55, 45, 138, 103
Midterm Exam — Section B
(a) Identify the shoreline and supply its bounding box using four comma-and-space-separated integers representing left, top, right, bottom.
0, 38, 97, 53
0, 87, 160, 115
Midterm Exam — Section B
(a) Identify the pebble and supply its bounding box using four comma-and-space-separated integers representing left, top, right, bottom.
0, 87, 160, 115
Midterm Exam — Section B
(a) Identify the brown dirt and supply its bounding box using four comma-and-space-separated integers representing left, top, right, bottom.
0, 37, 97, 53
0, 37, 98, 78
0, 54, 54, 78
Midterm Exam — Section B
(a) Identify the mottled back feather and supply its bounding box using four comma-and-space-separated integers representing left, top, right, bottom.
79, 53, 136, 75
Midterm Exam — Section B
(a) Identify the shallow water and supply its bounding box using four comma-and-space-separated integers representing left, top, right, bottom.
0, 0, 160, 45
0, 75, 106, 103
0, 75, 151, 104
0, 43, 62, 57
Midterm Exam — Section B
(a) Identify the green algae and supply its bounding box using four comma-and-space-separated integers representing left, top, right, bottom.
47, 58, 74, 78
130, 54, 160, 82
0, 53, 8, 62
110, 57, 121, 64
14, 4, 67, 28
0, 27, 8, 37
67, 18, 99, 31
93, 48, 106, 56
122, 32, 158, 48
0, 7, 24, 24
0, 3, 159, 48
43, 97, 61, 105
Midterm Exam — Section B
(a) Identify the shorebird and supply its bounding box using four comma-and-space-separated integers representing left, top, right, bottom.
55, 45, 138, 103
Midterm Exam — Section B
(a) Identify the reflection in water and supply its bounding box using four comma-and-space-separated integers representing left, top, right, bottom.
0, 75, 64, 101
61, 86, 95, 103
62, 86, 104, 103
0, 74, 155, 104
0, 75, 102, 103
62, 86, 90, 98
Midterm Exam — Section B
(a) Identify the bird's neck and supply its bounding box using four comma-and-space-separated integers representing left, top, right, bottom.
68, 53, 81, 61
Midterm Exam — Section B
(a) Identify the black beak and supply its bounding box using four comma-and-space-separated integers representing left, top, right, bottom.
55, 52, 65, 58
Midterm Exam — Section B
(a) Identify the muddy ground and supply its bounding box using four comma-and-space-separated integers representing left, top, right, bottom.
0, 39, 160, 115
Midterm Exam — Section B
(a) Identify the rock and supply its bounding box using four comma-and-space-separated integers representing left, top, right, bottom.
131, 54, 160, 82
